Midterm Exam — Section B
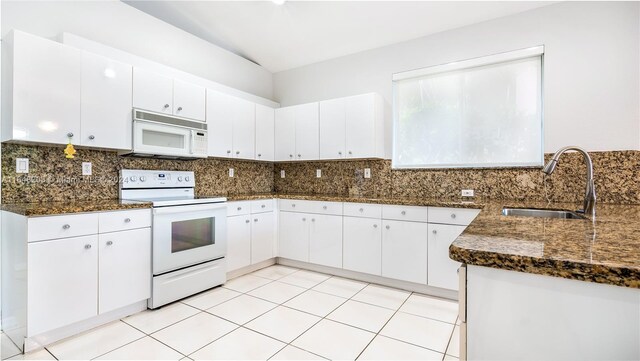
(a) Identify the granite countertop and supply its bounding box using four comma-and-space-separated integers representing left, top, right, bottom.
1, 199, 153, 216
223, 192, 484, 209
450, 200, 640, 289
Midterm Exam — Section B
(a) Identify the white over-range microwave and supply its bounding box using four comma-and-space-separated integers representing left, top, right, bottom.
120, 109, 208, 159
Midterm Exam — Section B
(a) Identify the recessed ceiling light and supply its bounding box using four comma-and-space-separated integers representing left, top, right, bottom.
272, 0, 286, 5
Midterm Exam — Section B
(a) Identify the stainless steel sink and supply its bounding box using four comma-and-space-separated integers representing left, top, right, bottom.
502, 207, 586, 220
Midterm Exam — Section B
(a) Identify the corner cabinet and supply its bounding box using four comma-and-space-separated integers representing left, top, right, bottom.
1, 209, 152, 352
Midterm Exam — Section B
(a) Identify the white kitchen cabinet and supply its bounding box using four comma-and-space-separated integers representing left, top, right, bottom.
27, 235, 98, 336
319, 98, 346, 159
343, 216, 382, 275
80, 52, 133, 150
428, 223, 465, 290
173, 79, 205, 121
382, 220, 428, 284
309, 214, 343, 268
226, 215, 252, 272
207, 90, 235, 157
294, 103, 320, 160
252, 212, 275, 264
278, 211, 310, 262
98, 228, 151, 314
275, 107, 296, 161
2, 30, 81, 145
132, 68, 174, 114
232, 98, 256, 159
345, 93, 384, 159
255, 104, 275, 161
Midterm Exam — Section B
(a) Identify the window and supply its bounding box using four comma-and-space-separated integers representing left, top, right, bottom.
392, 46, 544, 169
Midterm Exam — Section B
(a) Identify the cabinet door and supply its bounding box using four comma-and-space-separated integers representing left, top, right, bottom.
251, 212, 275, 264
10, 31, 81, 145
99, 228, 151, 314
343, 216, 381, 275
27, 235, 98, 336
319, 98, 346, 160
274, 107, 296, 161
206, 90, 235, 157
255, 104, 275, 161
309, 214, 343, 268
227, 215, 252, 272
173, 80, 205, 121
428, 224, 466, 290
382, 220, 428, 284
278, 212, 309, 262
132, 68, 174, 114
294, 103, 320, 160
232, 98, 256, 159
80, 52, 132, 150
345, 93, 376, 158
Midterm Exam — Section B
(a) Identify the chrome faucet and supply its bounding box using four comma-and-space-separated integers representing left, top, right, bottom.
542, 146, 596, 217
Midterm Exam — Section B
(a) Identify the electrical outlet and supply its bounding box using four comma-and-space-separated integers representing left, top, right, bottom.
229, 168, 234, 177
280, 170, 285, 178
364, 168, 371, 179
462, 189, 475, 197
316, 169, 322, 178
16, 158, 29, 174
82, 162, 92, 176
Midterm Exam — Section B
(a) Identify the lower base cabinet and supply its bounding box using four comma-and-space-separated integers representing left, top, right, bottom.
227, 215, 252, 271
309, 214, 343, 268
251, 212, 275, 264
28, 235, 99, 336
381, 220, 428, 284
226, 201, 276, 273
343, 216, 382, 275
279, 212, 310, 262
427, 224, 465, 290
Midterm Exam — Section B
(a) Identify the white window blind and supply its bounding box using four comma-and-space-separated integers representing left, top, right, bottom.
392, 46, 544, 169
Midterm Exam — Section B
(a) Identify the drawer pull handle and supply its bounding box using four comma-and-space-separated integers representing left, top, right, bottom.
237, 207, 242, 211
401, 211, 406, 215
302, 218, 306, 221
124, 218, 131, 223
177, 106, 183, 111
311, 218, 315, 222
373, 224, 378, 228
261, 204, 266, 208
386, 225, 390, 230
292, 204, 296, 208
245, 219, 250, 223
323, 206, 327, 210
451, 213, 457, 219
254, 219, 258, 222
359, 208, 364, 212
62, 224, 71, 230
432, 230, 437, 234
106, 241, 113, 246
84, 244, 92, 250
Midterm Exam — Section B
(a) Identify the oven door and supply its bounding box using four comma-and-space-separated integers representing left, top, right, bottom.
152, 203, 227, 275
133, 120, 193, 158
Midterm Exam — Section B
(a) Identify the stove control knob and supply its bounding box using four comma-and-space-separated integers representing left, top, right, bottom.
129, 176, 137, 182
185, 176, 190, 182
177, 176, 183, 182
139, 176, 146, 182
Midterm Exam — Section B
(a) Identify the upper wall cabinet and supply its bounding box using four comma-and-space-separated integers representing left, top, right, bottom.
133, 68, 205, 122
232, 97, 256, 160
255, 104, 275, 161
2, 30, 82, 145
80, 52, 133, 150
275, 103, 320, 161
207, 90, 235, 157
319, 93, 384, 160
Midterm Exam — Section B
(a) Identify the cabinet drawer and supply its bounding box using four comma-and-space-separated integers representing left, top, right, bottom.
429, 207, 480, 226
382, 205, 428, 222
279, 199, 342, 215
251, 199, 275, 213
343, 202, 382, 219
28, 213, 99, 242
227, 201, 252, 216
99, 209, 151, 233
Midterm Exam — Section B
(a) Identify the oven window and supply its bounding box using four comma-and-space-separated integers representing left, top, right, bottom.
171, 217, 215, 253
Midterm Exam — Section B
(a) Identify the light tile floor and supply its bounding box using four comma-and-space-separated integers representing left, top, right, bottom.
1, 265, 460, 360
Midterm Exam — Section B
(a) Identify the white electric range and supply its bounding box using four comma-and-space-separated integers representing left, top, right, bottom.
120, 169, 227, 308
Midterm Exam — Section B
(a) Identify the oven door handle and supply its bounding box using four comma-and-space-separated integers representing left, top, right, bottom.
154, 203, 227, 215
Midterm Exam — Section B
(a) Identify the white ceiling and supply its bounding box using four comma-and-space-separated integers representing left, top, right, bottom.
124, 1, 555, 73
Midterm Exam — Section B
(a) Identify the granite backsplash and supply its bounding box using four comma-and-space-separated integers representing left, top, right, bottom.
2, 143, 639, 205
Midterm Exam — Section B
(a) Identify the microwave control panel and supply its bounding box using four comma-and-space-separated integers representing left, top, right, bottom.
192, 131, 208, 156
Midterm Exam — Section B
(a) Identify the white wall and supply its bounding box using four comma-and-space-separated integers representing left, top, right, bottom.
273, 2, 640, 153
1, 0, 274, 100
